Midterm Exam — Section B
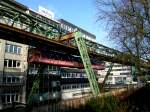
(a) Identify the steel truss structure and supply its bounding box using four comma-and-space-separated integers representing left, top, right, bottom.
0, 0, 149, 104
0, 1, 149, 68
0, 1, 61, 39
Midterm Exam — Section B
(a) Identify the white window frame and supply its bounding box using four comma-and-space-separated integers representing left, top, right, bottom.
4, 59, 21, 68
5, 44, 21, 54
3, 94, 19, 104
6, 94, 11, 103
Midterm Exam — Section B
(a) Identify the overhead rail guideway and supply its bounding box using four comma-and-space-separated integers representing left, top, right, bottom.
0, 1, 149, 69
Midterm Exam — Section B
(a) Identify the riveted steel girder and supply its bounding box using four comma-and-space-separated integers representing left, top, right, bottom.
0, 1, 61, 40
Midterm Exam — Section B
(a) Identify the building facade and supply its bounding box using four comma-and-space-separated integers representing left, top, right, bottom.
0, 39, 28, 109
0, 0, 104, 107
98, 62, 133, 85
60, 68, 90, 100
58, 19, 96, 42
27, 62, 61, 103
38, 6, 55, 20
0, 0, 29, 110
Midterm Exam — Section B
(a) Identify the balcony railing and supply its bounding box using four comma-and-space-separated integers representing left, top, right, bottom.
0, 76, 25, 87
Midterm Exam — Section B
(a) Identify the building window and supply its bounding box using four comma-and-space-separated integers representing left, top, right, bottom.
12, 95, 15, 103
3, 77, 6, 83
1, 94, 19, 104
15, 94, 19, 101
110, 73, 113, 75
5, 44, 21, 54
61, 72, 87, 78
4, 59, 21, 68
3, 76, 21, 83
12, 77, 15, 82
8, 60, 12, 67
7, 95, 11, 103
62, 83, 90, 90
7, 77, 11, 83
4, 60, 7, 67
16, 77, 20, 82
120, 72, 130, 75
108, 77, 112, 80
112, 69, 131, 71
1, 95, 5, 103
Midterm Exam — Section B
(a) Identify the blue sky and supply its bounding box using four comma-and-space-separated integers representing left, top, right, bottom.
16, 0, 113, 47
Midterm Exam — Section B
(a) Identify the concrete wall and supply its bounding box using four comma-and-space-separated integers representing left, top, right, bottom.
0, 39, 6, 75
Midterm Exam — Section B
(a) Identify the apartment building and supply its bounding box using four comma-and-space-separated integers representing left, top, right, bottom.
0, 0, 29, 109
0, 39, 28, 109
58, 19, 96, 42
98, 62, 133, 85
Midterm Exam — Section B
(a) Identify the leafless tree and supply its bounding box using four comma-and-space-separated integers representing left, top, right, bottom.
96, 0, 150, 80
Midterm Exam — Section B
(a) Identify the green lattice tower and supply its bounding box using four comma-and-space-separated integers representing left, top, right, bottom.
27, 75, 40, 105
107, 63, 114, 75
74, 31, 100, 96
100, 63, 114, 89
131, 66, 136, 81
